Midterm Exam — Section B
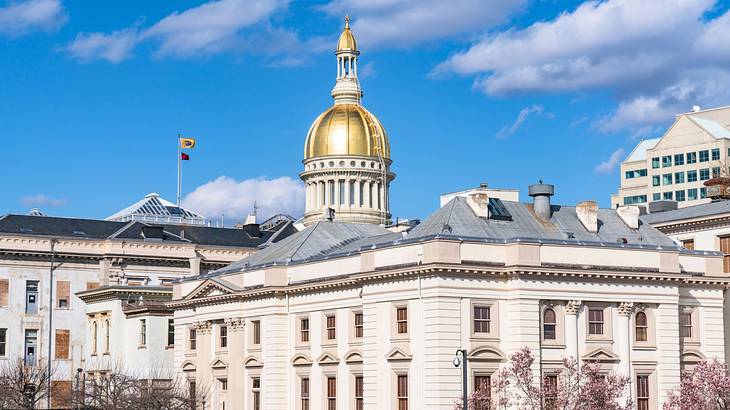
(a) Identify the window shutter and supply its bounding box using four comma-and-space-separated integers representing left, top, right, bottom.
55, 329, 70, 359
0, 279, 8, 306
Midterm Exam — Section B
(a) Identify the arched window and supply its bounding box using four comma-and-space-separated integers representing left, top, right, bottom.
105, 319, 111, 353
543, 308, 557, 340
635, 311, 648, 342
92, 322, 98, 354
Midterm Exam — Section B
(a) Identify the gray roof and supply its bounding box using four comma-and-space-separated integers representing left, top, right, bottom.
641, 200, 730, 225
208, 197, 677, 277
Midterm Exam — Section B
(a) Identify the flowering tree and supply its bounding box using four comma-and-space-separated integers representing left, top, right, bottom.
453, 347, 631, 410
664, 359, 730, 410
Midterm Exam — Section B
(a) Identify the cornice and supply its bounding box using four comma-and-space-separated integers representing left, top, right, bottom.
652, 215, 730, 235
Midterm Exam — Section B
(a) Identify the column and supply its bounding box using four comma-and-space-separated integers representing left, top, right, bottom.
617, 302, 634, 405
564, 301, 581, 360
344, 178, 351, 208
193, 320, 213, 406
225, 318, 246, 409
379, 183, 385, 212
354, 58, 358, 77
354, 179, 361, 208
324, 180, 331, 207
363, 181, 371, 209
335, 179, 341, 208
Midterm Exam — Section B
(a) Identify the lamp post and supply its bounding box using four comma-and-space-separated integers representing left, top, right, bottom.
454, 349, 468, 410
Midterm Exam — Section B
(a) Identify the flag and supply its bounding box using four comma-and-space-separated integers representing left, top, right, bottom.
181, 152, 190, 160
180, 138, 196, 149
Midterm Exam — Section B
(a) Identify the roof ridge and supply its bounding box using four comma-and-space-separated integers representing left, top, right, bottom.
287, 221, 321, 260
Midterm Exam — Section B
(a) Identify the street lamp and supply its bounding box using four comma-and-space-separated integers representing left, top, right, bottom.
454, 349, 468, 410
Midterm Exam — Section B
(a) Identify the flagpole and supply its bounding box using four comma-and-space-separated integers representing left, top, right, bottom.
177, 134, 181, 206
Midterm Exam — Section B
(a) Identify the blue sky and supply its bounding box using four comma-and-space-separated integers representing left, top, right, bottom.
2, 0, 730, 224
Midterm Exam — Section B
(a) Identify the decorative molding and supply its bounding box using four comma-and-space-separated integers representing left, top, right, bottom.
564, 300, 582, 315
386, 346, 412, 362
617, 302, 634, 316
243, 355, 263, 368
467, 346, 506, 362
224, 317, 245, 330
582, 347, 620, 363
210, 358, 228, 369
194, 321, 212, 334
317, 352, 340, 366
181, 360, 196, 372
344, 350, 363, 364
291, 353, 313, 366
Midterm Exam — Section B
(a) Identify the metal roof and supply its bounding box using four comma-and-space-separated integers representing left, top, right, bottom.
641, 200, 730, 225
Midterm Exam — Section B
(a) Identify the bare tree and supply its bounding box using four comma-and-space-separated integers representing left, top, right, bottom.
0, 358, 56, 409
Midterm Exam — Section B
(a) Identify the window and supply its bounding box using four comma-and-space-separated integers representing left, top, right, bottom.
687, 152, 697, 164
25, 329, 38, 366
682, 239, 695, 250
674, 172, 685, 184
700, 150, 709, 162
637, 375, 650, 410
674, 153, 685, 165
712, 148, 720, 161
139, 319, 146, 346
687, 170, 698, 182
0, 279, 8, 307
92, 322, 98, 354
652, 175, 660, 187
53, 329, 69, 359
354, 312, 363, 338
326, 315, 336, 340
338, 180, 345, 205
167, 319, 174, 347
475, 375, 491, 394
105, 320, 110, 353
662, 173, 672, 185
252, 378, 261, 410
700, 168, 710, 180
0, 328, 5, 357
625, 169, 647, 179
663, 192, 673, 200
397, 375, 408, 410
713, 166, 721, 178
349, 180, 356, 206
300, 318, 310, 343
688, 188, 698, 200
474, 306, 491, 334
543, 308, 557, 340
396, 307, 408, 334
701, 187, 708, 198
652, 193, 661, 201
252, 320, 261, 345
679, 312, 692, 338
326, 377, 337, 410
56, 280, 70, 309
301, 378, 310, 410
635, 312, 648, 342
662, 155, 672, 167
355, 376, 364, 410
189, 381, 197, 406
675, 190, 686, 202
220, 325, 227, 348
721, 236, 730, 273
651, 157, 660, 168
219, 378, 228, 391
189, 328, 196, 350
588, 309, 604, 335
544, 375, 558, 406
26, 280, 39, 314
624, 195, 647, 205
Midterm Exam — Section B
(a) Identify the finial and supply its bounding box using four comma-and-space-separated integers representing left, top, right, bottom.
344, 14, 350, 29
539, 178, 544, 184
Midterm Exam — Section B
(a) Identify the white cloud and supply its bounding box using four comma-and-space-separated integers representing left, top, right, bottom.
66, 0, 289, 63
359, 62, 375, 78
65, 29, 139, 63
436, 0, 730, 132
497, 104, 550, 139
21, 194, 67, 208
595, 148, 625, 174
182, 176, 304, 225
321, 0, 526, 48
0, 0, 66, 36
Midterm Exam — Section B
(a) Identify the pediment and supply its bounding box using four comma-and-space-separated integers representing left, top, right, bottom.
210, 357, 228, 369
386, 347, 412, 362
344, 350, 363, 364
468, 346, 506, 362
244, 355, 263, 368
318, 352, 340, 365
292, 353, 313, 366
184, 279, 236, 300
181, 360, 196, 372
582, 347, 619, 362
681, 350, 706, 364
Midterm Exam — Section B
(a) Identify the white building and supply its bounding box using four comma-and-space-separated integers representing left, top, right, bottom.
169, 19, 730, 410
0, 211, 293, 407
612, 106, 730, 208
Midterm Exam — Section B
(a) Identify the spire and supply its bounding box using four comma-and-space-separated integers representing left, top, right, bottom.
333, 15, 362, 105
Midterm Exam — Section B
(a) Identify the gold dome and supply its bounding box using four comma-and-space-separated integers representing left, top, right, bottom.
336, 16, 358, 52
304, 104, 390, 160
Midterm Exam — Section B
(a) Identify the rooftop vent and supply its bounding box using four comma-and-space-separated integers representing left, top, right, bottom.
648, 200, 678, 214
528, 181, 554, 221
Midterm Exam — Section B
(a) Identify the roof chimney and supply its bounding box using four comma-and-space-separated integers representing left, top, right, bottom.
576, 201, 599, 233
616, 205, 640, 229
466, 192, 489, 218
528, 181, 554, 221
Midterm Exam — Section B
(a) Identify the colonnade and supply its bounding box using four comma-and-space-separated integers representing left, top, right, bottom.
304, 177, 385, 213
